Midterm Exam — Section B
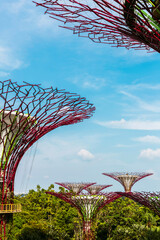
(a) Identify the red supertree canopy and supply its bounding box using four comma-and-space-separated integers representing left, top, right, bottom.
118, 192, 160, 217
47, 182, 120, 239
34, 0, 160, 52
0, 80, 95, 204
102, 172, 153, 192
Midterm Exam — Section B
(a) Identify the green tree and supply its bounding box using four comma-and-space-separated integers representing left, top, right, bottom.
7, 186, 160, 240
95, 197, 160, 240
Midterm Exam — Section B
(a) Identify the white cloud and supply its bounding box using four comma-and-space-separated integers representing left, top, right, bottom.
0, 71, 10, 77
78, 149, 94, 160
44, 176, 49, 179
116, 144, 131, 148
120, 90, 160, 113
0, 1, 63, 50
114, 48, 156, 64
135, 135, 160, 144
96, 118, 160, 130
83, 78, 106, 90
3, 0, 63, 35
122, 83, 160, 91
72, 74, 107, 90
139, 148, 160, 159
5, 0, 28, 13
0, 1, 63, 74
0, 46, 22, 70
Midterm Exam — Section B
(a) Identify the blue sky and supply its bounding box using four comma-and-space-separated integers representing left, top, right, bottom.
1, 0, 160, 193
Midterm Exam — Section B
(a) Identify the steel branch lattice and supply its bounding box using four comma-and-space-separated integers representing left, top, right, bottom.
34, 0, 160, 52
55, 182, 96, 194
86, 184, 112, 195
0, 80, 95, 240
47, 183, 120, 240
102, 172, 153, 192
118, 191, 160, 217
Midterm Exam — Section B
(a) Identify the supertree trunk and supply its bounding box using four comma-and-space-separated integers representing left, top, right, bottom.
0, 217, 5, 240
0, 213, 13, 240
83, 221, 95, 240
0, 216, 12, 240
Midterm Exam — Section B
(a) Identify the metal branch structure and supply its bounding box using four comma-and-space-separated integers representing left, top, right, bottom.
86, 184, 112, 195
55, 182, 96, 194
118, 191, 160, 217
0, 80, 95, 240
46, 182, 120, 240
102, 172, 153, 192
34, 0, 160, 52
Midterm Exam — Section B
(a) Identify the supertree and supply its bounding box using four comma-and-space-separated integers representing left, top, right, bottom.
46, 182, 120, 240
0, 80, 95, 240
117, 191, 160, 217
102, 172, 153, 192
33, 0, 160, 52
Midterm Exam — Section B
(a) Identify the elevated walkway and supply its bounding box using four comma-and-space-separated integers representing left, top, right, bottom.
0, 204, 21, 214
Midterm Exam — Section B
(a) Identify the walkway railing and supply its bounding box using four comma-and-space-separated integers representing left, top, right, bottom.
0, 204, 21, 213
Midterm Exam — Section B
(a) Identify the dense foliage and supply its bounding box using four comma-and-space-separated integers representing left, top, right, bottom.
6, 185, 160, 239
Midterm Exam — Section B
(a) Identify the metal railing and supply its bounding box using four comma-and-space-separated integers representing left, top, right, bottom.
0, 204, 21, 213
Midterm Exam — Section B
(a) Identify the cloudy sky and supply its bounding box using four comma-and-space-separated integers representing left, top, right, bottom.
1, 0, 160, 193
